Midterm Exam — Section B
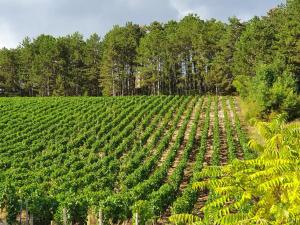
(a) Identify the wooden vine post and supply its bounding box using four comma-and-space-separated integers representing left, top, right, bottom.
98, 208, 103, 225
29, 214, 34, 225
135, 212, 139, 225
25, 200, 29, 225
63, 208, 67, 225
19, 199, 23, 224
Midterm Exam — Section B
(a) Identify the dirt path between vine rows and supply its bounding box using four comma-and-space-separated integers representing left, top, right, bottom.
193, 96, 230, 217
120, 98, 198, 225
226, 98, 243, 160
156, 97, 196, 168
202, 98, 214, 167
157, 97, 204, 224
142, 98, 182, 149
118, 97, 182, 163
178, 98, 206, 191
218, 97, 228, 166
164, 97, 200, 178
192, 97, 214, 217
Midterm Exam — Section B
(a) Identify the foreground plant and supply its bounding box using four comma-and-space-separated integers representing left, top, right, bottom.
169, 114, 300, 224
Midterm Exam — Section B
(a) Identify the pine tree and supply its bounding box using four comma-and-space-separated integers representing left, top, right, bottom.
136, 21, 166, 95
101, 23, 144, 96
0, 48, 20, 95
84, 33, 102, 96
209, 17, 245, 94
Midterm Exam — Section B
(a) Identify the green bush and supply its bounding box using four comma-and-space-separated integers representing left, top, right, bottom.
233, 63, 300, 120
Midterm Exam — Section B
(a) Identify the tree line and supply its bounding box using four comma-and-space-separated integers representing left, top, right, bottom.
0, 0, 299, 116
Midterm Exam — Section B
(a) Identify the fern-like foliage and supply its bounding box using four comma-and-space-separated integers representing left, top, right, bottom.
170, 115, 300, 224
169, 213, 201, 224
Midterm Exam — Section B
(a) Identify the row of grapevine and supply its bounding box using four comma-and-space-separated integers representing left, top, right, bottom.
116, 96, 190, 187
229, 97, 254, 159
0, 96, 166, 223
171, 96, 212, 214
170, 97, 249, 224
211, 97, 220, 166
0, 96, 252, 225
96, 97, 199, 222
144, 97, 204, 219
221, 97, 236, 162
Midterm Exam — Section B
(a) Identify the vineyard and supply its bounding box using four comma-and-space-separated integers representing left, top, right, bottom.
0, 96, 253, 225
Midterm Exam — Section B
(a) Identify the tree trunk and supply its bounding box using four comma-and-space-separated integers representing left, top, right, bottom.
47, 76, 50, 96
25, 200, 29, 225
63, 208, 67, 225
98, 209, 103, 225
111, 68, 115, 96
19, 201, 22, 224
29, 215, 34, 225
135, 212, 139, 225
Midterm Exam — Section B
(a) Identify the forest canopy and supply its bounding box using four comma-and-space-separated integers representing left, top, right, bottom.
0, 0, 299, 118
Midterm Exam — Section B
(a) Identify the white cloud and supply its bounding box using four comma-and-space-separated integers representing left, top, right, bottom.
0, 0, 50, 3
0, 0, 285, 48
169, 0, 210, 19
119, 0, 143, 8
0, 22, 18, 49
237, 13, 254, 22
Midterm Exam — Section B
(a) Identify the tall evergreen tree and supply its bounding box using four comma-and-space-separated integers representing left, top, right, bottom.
17, 37, 34, 96
0, 48, 19, 95
208, 17, 245, 94
64, 32, 86, 96
176, 14, 203, 94
193, 19, 226, 93
101, 23, 144, 96
164, 20, 180, 95
233, 16, 277, 78
0, 0, 298, 108
84, 33, 102, 96
137, 22, 166, 95
275, 0, 300, 90
31, 35, 58, 96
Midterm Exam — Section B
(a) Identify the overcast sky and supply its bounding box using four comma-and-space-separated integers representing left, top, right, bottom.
0, 0, 285, 48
